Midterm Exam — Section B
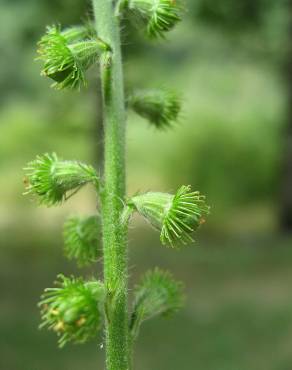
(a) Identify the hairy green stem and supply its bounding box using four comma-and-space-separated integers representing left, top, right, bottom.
92, 1, 129, 370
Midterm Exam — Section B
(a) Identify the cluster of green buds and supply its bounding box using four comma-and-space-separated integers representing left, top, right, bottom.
25, 0, 210, 352
23, 153, 204, 347
37, 1, 182, 90
24, 153, 105, 345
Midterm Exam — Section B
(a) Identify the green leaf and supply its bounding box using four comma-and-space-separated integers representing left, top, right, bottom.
130, 268, 184, 339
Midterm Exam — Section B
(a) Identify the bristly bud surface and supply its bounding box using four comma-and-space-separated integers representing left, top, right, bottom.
128, 89, 181, 129
128, 185, 210, 246
127, 0, 182, 39
37, 25, 110, 89
24, 153, 98, 206
63, 215, 101, 266
39, 24, 94, 47
39, 275, 105, 347
130, 268, 184, 338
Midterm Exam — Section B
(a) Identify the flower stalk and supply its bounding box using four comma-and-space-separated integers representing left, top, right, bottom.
24, 2, 210, 370
92, 1, 129, 369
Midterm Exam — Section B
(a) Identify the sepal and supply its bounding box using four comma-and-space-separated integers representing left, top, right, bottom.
130, 268, 183, 339
128, 89, 181, 129
128, 185, 210, 246
37, 25, 110, 89
24, 153, 99, 206
38, 24, 95, 47
63, 215, 101, 266
126, 0, 182, 39
39, 275, 105, 347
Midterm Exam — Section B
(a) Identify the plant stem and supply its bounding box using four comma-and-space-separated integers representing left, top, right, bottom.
92, 1, 129, 370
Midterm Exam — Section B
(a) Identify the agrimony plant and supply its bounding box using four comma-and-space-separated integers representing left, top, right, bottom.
24, 2, 210, 370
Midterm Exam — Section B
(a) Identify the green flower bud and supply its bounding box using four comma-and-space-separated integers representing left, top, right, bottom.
39, 275, 105, 347
127, 0, 182, 39
63, 215, 101, 267
24, 153, 98, 206
128, 185, 210, 246
130, 268, 183, 339
37, 25, 110, 90
128, 89, 181, 129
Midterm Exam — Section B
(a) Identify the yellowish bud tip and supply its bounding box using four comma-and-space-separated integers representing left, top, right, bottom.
54, 321, 65, 332
76, 316, 86, 327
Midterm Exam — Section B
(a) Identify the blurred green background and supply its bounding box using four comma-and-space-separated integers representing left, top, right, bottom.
1, 1, 292, 369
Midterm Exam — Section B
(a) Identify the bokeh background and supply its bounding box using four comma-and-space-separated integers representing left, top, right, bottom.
1, 0, 292, 369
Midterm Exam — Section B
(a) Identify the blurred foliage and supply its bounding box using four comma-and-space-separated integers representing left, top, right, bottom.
192, 0, 264, 29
